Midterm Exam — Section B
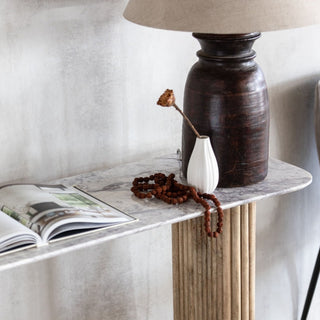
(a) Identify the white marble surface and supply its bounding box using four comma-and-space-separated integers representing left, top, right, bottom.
0, 155, 312, 272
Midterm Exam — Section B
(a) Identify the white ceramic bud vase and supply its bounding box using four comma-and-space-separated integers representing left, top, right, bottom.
187, 135, 219, 194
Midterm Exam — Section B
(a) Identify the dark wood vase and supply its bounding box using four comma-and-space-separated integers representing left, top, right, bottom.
182, 33, 269, 187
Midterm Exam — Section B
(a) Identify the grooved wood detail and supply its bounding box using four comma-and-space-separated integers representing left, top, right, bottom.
172, 203, 256, 320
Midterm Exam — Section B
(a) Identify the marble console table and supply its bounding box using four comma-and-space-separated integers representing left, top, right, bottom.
0, 155, 312, 320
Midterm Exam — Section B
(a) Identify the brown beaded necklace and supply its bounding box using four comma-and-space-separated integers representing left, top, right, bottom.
131, 173, 223, 238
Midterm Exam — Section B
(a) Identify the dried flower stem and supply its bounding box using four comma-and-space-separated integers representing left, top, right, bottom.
172, 103, 201, 138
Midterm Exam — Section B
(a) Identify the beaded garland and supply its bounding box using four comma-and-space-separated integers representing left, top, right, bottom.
131, 173, 223, 238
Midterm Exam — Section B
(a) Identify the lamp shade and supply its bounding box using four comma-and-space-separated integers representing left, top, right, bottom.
124, 0, 320, 33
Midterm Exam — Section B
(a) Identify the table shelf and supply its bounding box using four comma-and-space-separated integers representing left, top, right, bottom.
0, 155, 312, 273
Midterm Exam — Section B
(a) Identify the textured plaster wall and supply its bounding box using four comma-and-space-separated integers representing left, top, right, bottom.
254, 28, 320, 319
0, 1, 319, 319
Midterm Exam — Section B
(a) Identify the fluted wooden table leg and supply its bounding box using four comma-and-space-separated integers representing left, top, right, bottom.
172, 203, 256, 320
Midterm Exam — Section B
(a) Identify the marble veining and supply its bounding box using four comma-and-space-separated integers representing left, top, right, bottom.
0, 155, 312, 271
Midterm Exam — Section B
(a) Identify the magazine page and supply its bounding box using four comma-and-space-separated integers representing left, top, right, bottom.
39, 186, 135, 241
0, 210, 41, 254
0, 184, 135, 242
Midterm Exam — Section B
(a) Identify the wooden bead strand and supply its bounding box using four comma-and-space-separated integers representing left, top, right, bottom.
131, 173, 223, 238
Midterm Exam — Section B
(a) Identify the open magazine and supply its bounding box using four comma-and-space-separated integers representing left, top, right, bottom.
0, 184, 135, 254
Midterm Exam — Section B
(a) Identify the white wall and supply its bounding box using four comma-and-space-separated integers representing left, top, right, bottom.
0, 1, 319, 319
0, 0, 196, 184
255, 28, 320, 319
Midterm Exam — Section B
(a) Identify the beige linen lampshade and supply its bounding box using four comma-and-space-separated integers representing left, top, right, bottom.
124, 0, 320, 33
123, 0, 320, 188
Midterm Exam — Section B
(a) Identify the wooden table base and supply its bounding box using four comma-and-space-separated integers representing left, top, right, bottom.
172, 202, 256, 320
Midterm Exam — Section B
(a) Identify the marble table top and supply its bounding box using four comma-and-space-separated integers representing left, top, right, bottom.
0, 155, 312, 271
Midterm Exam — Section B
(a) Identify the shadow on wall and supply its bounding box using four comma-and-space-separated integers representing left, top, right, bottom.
47, 240, 140, 320
256, 75, 320, 319
269, 74, 320, 168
